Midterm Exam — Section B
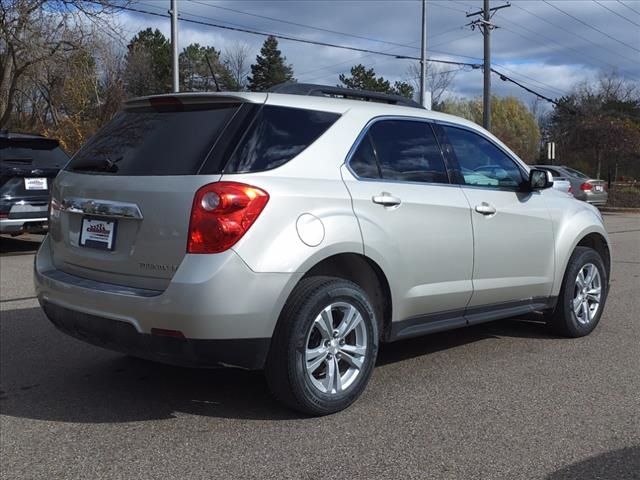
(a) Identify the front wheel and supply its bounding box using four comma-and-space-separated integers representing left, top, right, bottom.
550, 246, 608, 337
265, 276, 379, 416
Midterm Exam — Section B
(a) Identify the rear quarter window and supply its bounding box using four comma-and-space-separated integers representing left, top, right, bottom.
221, 105, 340, 174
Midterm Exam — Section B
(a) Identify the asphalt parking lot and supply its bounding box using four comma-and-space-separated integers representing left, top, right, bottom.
1, 214, 638, 480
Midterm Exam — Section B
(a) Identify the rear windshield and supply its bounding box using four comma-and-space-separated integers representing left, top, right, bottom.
66, 103, 241, 175
562, 167, 589, 179
0, 140, 68, 169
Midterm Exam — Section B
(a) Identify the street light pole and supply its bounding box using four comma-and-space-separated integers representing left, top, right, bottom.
419, 0, 431, 109
171, 0, 179, 93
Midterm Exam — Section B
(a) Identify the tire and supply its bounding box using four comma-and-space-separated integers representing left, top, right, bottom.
265, 276, 379, 416
549, 246, 608, 338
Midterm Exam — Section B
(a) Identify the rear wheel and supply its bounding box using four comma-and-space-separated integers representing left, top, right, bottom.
550, 246, 608, 337
265, 276, 378, 416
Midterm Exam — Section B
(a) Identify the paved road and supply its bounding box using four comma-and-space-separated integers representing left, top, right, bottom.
1, 215, 639, 480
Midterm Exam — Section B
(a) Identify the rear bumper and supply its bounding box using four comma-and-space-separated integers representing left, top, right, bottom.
41, 300, 270, 369
35, 235, 303, 369
584, 191, 608, 206
0, 217, 48, 234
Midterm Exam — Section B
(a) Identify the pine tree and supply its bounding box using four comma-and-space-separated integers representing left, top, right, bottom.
179, 44, 238, 92
338, 64, 414, 99
124, 28, 172, 97
247, 36, 295, 92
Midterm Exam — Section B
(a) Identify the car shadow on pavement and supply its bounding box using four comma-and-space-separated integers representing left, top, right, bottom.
0, 234, 43, 255
547, 446, 640, 480
377, 316, 556, 367
0, 307, 556, 424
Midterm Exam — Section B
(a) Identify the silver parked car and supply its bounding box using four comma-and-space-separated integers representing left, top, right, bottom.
537, 165, 608, 206
35, 84, 611, 415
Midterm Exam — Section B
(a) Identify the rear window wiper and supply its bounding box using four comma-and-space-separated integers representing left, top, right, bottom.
72, 156, 123, 173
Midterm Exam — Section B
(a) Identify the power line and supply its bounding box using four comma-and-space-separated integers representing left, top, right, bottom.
509, 2, 636, 67
428, 1, 468, 14
296, 29, 475, 81
108, 1, 478, 68
491, 62, 569, 98
491, 68, 569, 111
105, 1, 569, 110
593, 0, 640, 28
617, 0, 640, 16
182, 1, 484, 65
541, 0, 640, 54
186, 0, 422, 51
187, 0, 471, 54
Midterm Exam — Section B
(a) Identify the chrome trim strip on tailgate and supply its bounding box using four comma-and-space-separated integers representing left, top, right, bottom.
40, 269, 162, 297
61, 197, 143, 219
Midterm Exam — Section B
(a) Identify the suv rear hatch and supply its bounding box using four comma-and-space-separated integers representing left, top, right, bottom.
1, 136, 68, 219
49, 94, 265, 290
48, 93, 341, 290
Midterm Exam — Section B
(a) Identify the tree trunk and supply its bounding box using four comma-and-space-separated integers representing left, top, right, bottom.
0, 54, 15, 128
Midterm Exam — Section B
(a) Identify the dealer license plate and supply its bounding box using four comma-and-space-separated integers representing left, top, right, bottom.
79, 217, 117, 250
24, 178, 48, 190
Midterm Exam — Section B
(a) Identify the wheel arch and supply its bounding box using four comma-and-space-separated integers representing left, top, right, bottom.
553, 227, 611, 297
290, 252, 394, 342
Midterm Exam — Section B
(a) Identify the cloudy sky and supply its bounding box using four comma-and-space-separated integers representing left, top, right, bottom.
116, 0, 640, 107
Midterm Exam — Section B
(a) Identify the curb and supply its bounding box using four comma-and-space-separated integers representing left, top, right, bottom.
599, 207, 640, 213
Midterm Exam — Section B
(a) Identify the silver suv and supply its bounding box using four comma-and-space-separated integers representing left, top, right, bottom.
35, 84, 611, 415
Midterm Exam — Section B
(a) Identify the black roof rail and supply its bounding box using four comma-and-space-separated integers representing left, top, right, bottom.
268, 82, 424, 109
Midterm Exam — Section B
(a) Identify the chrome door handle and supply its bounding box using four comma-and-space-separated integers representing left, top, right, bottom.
372, 192, 401, 207
475, 203, 496, 215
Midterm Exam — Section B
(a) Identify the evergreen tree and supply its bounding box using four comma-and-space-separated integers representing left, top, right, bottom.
247, 36, 295, 91
338, 64, 414, 99
180, 44, 238, 92
124, 28, 171, 97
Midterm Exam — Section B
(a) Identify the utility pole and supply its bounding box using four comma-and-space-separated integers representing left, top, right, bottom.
419, 0, 431, 109
466, 1, 510, 131
170, 0, 179, 93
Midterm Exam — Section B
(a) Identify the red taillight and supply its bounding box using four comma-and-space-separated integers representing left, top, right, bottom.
568, 186, 573, 193
580, 182, 592, 191
187, 182, 269, 254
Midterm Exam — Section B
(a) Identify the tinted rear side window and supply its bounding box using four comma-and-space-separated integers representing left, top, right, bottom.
223, 105, 340, 173
349, 133, 381, 179
367, 120, 449, 184
66, 104, 240, 175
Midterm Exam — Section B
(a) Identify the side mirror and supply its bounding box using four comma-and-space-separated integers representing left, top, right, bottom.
528, 169, 553, 190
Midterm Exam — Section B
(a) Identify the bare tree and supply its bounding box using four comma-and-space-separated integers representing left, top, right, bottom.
223, 42, 252, 91
406, 62, 457, 106
0, 0, 123, 127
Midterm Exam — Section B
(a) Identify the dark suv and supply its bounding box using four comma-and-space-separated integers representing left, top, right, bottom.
0, 132, 68, 235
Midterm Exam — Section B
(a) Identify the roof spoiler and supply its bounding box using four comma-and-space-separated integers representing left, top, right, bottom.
268, 82, 424, 109
124, 93, 262, 111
